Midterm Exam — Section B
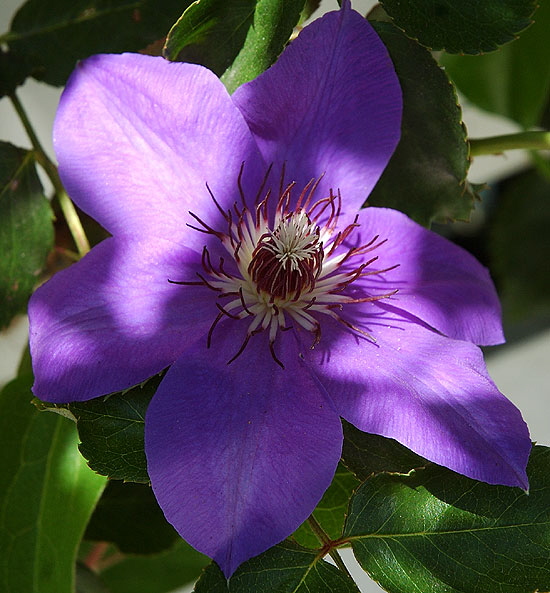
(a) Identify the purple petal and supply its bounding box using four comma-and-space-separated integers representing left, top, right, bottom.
232, 5, 402, 213
352, 207, 504, 345
302, 316, 530, 489
30, 237, 215, 402
54, 53, 266, 247
145, 324, 342, 577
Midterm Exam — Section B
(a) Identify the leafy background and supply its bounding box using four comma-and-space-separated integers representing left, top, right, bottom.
1, 0, 549, 592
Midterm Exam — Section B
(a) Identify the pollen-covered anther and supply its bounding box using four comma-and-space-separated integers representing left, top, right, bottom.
179, 168, 399, 366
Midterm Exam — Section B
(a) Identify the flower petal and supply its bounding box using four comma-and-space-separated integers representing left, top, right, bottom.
302, 317, 530, 489
54, 53, 266, 246
232, 5, 401, 212
145, 324, 342, 577
30, 237, 215, 402
352, 207, 504, 345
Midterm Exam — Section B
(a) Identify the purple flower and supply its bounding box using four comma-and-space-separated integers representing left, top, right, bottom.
29, 3, 530, 577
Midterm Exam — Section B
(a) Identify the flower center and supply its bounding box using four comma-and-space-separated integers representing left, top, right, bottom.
170, 167, 398, 367
249, 212, 323, 300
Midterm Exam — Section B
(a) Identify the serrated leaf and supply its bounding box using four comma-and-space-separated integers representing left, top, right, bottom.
221, 0, 306, 93
367, 23, 475, 226
344, 445, 550, 593
69, 375, 162, 483
230, 541, 361, 593
293, 463, 359, 548
85, 480, 178, 554
163, 0, 255, 76
441, 0, 550, 129
380, 0, 536, 54
100, 539, 209, 593
0, 374, 106, 593
341, 421, 428, 480
4, 0, 193, 87
489, 169, 550, 320
0, 142, 53, 329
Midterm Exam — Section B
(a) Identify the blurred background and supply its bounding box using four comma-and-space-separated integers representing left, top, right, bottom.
1, 0, 548, 591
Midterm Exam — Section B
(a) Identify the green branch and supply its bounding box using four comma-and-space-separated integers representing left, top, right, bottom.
469, 131, 550, 157
307, 515, 353, 580
9, 91, 90, 257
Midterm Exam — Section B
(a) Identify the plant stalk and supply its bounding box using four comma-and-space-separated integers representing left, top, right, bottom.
307, 515, 353, 580
469, 130, 550, 157
9, 91, 90, 257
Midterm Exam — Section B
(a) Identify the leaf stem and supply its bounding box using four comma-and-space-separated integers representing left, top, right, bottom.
469, 130, 550, 157
307, 515, 353, 579
9, 91, 90, 257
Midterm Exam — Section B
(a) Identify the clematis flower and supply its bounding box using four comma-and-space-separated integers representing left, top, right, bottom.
29, 2, 530, 577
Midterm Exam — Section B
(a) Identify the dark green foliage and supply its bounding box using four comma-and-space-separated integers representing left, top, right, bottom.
441, 0, 550, 128
230, 541, 360, 592
6, 0, 193, 86
70, 375, 163, 483
0, 142, 53, 329
85, 480, 179, 554
345, 445, 550, 593
380, 0, 537, 54
367, 23, 475, 226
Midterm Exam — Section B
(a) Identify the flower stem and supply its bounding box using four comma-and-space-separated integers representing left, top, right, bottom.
306, 515, 353, 579
9, 91, 90, 257
469, 130, 550, 157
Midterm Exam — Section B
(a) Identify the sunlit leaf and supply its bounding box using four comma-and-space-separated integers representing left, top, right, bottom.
230, 541, 361, 592
0, 374, 106, 593
345, 445, 550, 593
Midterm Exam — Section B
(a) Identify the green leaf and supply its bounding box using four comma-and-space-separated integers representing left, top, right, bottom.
69, 375, 162, 483
344, 445, 550, 593
163, 0, 255, 76
380, 0, 537, 54
230, 541, 361, 593
293, 463, 359, 548
0, 142, 53, 329
341, 421, 428, 480
0, 49, 33, 98
194, 562, 229, 593
5, 0, 193, 87
441, 0, 550, 129
221, 0, 306, 93
489, 169, 550, 321
85, 480, 178, 554
0, 374, 106, 593
100, 539, 209, 593
367, 23, 475, 226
